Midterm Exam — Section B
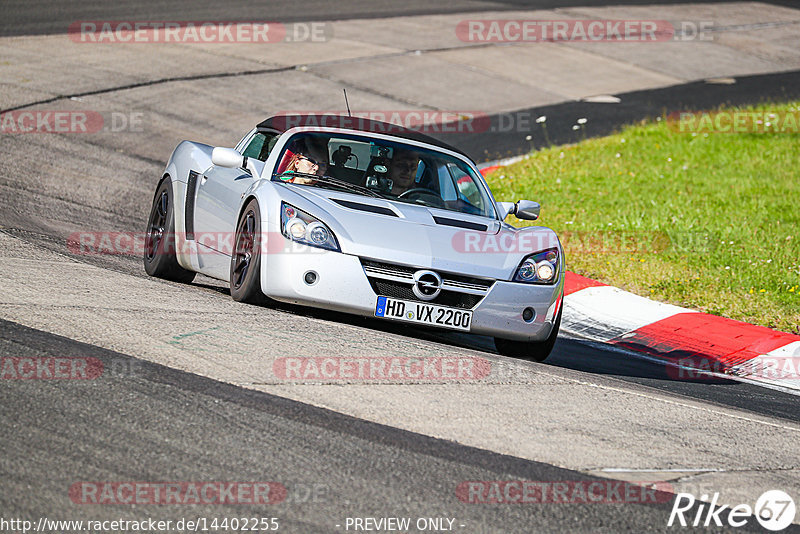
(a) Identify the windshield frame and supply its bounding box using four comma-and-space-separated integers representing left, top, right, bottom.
268, 128, 501, 221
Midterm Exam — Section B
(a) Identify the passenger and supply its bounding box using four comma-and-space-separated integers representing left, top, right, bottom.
283, 151, 321, 185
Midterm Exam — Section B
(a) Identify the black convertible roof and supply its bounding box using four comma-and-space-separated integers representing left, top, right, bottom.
256, 114, 470, 159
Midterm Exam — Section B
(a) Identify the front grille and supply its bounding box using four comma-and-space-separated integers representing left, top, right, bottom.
360, 258, 494, 310
368, 280, 483, 310
361, 259, 415, 275
360, 259, 494, 289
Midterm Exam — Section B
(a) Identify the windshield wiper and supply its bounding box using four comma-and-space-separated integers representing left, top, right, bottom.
273, 172, 384, 199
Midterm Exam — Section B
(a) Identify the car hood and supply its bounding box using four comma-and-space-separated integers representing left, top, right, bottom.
277, 184, 561, 281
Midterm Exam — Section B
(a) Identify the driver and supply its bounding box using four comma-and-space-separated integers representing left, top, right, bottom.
388, 150, 420, 195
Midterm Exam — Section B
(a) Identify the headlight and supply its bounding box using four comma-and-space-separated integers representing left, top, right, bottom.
513, 248, 559, 284
280, 202, 340, 251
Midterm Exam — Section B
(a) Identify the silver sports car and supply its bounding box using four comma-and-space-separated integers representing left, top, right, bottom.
144, 115, 564, 361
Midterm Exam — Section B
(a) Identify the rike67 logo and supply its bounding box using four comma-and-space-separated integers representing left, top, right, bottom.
668, 490, 796, 531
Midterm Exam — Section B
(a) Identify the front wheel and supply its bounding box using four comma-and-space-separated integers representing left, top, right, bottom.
143, 177, 196, 283
230, 199, 267, 304
494, 305, 562, 362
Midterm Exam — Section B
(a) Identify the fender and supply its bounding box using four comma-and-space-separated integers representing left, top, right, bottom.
161, 140, 214, 271
508, 225, 565, 328
237, 185, 273, 298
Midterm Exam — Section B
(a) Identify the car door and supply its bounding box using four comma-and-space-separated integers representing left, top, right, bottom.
193, 131, 279, 255
193, 164, 254, 254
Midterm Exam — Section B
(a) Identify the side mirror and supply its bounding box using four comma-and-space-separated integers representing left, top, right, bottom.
497, 202, 516, 220
515, 200, 540, 221
212, 147, 261, 179
212, 147, 244, 168
497, 200, 541, 220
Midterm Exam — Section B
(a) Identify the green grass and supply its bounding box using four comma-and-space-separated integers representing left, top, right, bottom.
486, 102, 800, 334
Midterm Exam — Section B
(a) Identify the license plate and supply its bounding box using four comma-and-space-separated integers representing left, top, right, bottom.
374, 296, 472, 332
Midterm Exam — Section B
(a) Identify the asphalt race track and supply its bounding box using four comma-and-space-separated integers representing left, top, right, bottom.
4, 0, 800, 37
0, 319, 752, 532
2, 2, 800, 532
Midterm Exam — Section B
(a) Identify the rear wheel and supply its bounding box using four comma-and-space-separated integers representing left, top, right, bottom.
494, 305, 562, 362
143, 177, 195, 283
230, 199, 267, 304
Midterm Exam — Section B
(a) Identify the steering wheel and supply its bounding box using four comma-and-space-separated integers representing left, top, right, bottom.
397, 188, 446, 207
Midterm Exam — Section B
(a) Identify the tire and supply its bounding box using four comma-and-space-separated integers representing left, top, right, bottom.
143, 177, 196, 283
494, 305, 562, 362
230, 199, 267, 304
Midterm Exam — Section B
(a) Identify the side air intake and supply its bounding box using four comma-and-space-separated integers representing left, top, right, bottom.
432, 216, 487, 231
332, 199, 398, 217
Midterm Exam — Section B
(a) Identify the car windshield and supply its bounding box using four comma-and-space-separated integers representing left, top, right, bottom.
271, 132, 496, 219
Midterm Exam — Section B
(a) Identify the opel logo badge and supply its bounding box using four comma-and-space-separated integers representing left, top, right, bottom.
412, 270, 442, 301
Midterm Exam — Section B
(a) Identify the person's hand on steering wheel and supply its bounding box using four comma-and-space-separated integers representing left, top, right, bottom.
398, 187, 446, 207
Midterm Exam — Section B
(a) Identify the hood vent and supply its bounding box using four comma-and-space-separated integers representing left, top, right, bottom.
432, 216, 487, 232
332, 199, 397, 217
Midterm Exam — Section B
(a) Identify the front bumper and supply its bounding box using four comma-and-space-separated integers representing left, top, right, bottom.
262, 243, 563, 342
